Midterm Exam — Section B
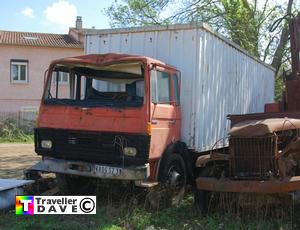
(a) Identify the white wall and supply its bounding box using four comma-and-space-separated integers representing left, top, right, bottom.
85, 24, 275, 152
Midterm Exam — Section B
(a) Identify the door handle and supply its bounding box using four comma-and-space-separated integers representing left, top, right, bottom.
151, 120, 158, 125
169, 120, 176, 125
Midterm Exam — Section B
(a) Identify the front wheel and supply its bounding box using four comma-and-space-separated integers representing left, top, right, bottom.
162, 154, 187, 204
147, 154, 187, 209
56, 174, 96, 195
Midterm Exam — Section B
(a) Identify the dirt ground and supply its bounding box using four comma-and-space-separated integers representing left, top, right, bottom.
0, 143, 40, 179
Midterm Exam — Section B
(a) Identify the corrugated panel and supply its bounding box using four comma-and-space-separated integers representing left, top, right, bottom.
85, 24, 275, 153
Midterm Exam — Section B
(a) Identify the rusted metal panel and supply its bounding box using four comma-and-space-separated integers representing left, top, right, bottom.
228, 112, 300, 127
229, 118, 300, 136
195, 152, 229, 167
290, 13, 300, 75
196, 176, 300, 193
265, 102, 281, 113
228, 118, 300, 180
49, 53, 168, 68
229, 135, 278, 179
281, 14, 300, 112
285, 79, 300, 111
195, 154, 211, 167
85, 24, 275, 153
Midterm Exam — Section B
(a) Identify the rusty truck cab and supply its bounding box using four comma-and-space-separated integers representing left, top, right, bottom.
195, 115, 300, 213
34, 53, 183, 191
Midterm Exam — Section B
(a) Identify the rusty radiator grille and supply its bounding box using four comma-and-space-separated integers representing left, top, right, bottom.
229, 135, 277, 179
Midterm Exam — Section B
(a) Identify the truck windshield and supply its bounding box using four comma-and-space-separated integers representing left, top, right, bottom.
44, 62, 145, 107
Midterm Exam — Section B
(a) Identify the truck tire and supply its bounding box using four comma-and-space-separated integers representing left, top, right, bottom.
194, 166, 214, 215
56, 173, 95, 195
157, 153, 187, 207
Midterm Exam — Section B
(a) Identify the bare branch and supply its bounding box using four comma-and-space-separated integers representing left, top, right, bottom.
271, 0, 294, 75
263, 36, 276, 62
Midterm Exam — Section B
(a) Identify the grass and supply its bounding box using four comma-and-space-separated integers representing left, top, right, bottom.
0, 118, 294, 229
0, 119, 33, 143
0, 195, 293, 230
0, 135, 33, 144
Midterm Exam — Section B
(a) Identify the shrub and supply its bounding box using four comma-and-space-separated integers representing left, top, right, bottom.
0, 119, 33, 143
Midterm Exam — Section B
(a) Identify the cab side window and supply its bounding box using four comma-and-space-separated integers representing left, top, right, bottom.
173, 73, 180, 106
151, 70, 171, 104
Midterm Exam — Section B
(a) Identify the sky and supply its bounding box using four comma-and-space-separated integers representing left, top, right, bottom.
0, 0, 293, 34
0, 0, 115, 34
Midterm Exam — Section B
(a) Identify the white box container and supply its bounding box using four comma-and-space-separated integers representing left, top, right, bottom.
85, 23, 275, 152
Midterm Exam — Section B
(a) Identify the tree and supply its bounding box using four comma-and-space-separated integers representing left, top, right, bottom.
271, 0, 293, 76
105, 0, 297, 99
105, 0, 172, 27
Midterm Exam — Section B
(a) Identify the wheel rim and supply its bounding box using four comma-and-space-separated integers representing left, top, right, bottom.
166, 161, 185, 196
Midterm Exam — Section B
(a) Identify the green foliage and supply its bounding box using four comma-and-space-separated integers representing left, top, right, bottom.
275, 76, 285, 102
105, 0, 293, 58
0, 119, 33, 143
106, 0, 172, 28
220, 0, 259, 56
104, 0, 297, 101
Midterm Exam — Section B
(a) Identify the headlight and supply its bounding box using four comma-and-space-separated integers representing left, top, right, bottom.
123, 147, 137, 156
41, 140, 52, 149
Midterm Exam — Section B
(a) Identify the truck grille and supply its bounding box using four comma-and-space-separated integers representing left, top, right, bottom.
229, 135, 277, 179
35, 128, 150, 166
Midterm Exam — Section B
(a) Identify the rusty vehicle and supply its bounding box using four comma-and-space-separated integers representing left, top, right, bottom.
27, 23, 274, 205
29, 53, 188, 204
194, 13, 300, 212
195, 117, 300, 212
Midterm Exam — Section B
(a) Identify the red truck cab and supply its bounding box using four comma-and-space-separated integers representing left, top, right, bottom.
34, 53, 188, 202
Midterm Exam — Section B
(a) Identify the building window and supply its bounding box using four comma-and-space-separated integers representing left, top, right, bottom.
53, 71, 69, 84
11, 60, 28, 83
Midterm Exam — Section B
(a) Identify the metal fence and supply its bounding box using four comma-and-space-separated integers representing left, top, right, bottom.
0, 111, 38, 133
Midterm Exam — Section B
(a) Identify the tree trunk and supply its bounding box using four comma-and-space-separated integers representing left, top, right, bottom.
271, 0, 293, 76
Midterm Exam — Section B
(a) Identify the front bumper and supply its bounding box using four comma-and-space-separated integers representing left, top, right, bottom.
196, 176, 300, 193
26, 157, 150, 181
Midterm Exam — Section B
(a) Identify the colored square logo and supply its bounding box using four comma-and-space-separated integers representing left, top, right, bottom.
16, 196, 34, 215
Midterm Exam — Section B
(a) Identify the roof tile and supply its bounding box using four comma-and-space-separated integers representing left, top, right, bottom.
0, 30, 83, 49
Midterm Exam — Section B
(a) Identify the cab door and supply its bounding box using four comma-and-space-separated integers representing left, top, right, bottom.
149, 66, 181, 159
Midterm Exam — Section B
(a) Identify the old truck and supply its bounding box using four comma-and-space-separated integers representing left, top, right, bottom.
194, 13, 300, 212
29, 23, 274, 204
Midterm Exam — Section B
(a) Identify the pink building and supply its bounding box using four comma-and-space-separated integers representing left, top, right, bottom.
0, 28, 83, 114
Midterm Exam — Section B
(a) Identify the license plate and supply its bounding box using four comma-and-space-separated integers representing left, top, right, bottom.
94, 165, 122, 177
